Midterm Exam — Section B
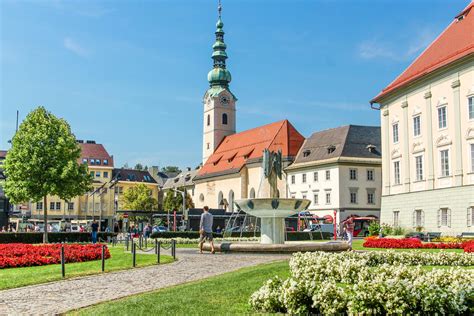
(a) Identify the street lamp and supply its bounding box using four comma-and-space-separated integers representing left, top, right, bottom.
171, 188, 187, 230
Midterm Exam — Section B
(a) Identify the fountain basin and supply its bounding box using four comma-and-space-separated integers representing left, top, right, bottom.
235, 198, 311, 244
202, 242, 350, 253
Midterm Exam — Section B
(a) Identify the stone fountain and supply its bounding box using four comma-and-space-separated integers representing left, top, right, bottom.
203, 149, 349, 253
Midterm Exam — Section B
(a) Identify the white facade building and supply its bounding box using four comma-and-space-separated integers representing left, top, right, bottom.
286, 125, 382, 228
371, 2, 474, 235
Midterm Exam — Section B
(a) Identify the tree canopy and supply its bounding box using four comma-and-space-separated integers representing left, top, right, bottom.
121, 183, 158, 211
4, 106, 92, 242
163, 188, 194, 212
161, 166, 181, 174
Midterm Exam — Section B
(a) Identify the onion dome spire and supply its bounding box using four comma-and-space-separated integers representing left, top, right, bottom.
207, 0, 232, 88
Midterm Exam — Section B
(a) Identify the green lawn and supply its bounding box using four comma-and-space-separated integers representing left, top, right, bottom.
0, 246, 173, 290
70, 261, 290, 316
351, 239, 464, 252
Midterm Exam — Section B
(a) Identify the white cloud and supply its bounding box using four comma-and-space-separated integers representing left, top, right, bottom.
63, 37, 89, 57
357, 27, 437, 61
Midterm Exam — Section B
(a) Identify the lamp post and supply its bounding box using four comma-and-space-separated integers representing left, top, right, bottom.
171, 188, 186, 230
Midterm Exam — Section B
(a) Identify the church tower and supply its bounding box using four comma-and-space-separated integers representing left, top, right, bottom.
202, 1, 237, 165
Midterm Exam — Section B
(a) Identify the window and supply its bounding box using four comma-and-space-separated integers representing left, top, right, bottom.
303, 150, 311, 157
96, 171, 101, 178
103, 171, 109, 178
207, 143, 210, 150
393, 211, 400, 227
440, 208, 448, 226
36, 202, 43, 210
302, 174, 306, 183
90, 171, 94, 177
103, 159, 108, 165
50, 202, 55, 210
68, 202, 74, 210
367, 192, 374, 204
95, 159, 101, 165
325, 192, 331, 204
438, 106, 447, 129
82, 158, 88, 164
349, 169, 357, 180
367, 169, 374, 181
90, 159, 95, 165
350, 192, 357, 204
393, 161, 400, 185
291, 194, 296, 199
118, 187, 123, 194
207, 114, 210, 126
291, 175, 295, 184
327, 146, 335, 154
222, 113, 228, 125
440, 149, 450, 176
302, 194, 307, 199
313, 172, 318, 182
413, 115, 421, 136
392, 123, 399, 143
471, 144, 474, 172
468, 207, 474, 227
469, 96, 474, 120
414, 209, 423, 227
313, 194, 318, 205
415, 155, 423, 181
325, 170, 330, 181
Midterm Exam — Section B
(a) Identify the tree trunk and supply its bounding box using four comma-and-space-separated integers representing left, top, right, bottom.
43, 195, 48, 243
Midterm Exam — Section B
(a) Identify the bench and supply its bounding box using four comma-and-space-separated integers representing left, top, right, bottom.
424, 232, 441, 241
459, 232, 474, 239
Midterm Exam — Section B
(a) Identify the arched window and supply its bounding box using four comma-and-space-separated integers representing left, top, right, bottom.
228, 190, 234, 212
199, 194, 205, 202
249, 188, 256, 199
222, 113, 228, 125
207, 114, 210, 126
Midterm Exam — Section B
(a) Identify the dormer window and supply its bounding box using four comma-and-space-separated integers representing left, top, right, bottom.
95, 159, 101, 165
303, 150, 311, 157
90, 159, 95, 165
327, 145, 336, 154
82, 158, 88, 164
174, 178, 179, 183
366, 144, 377, 153
103, 159, 108, 165
227, 152, 237, 163
243, 148, 254, 160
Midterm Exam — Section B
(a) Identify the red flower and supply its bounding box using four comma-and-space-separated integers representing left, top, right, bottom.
362, 238, 473, 251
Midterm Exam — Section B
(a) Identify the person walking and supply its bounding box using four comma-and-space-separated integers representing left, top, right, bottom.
343, 217, 355, 248
91, 220, 99, 244
199, 206, 215, 254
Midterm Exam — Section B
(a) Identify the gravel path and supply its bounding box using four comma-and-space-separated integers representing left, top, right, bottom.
0, 248, 289, 315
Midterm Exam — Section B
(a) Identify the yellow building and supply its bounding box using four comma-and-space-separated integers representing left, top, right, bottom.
29, 140, 158, 228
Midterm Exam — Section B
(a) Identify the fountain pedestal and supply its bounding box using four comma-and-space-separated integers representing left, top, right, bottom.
260, 217, 285, 244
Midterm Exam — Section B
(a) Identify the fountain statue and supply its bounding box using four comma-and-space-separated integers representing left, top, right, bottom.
234, 149, 311, 244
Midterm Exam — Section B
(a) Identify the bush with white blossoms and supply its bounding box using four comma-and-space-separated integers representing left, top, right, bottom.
249, 251, 474, 315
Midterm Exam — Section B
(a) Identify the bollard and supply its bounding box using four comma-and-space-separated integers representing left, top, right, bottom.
101, 245, 106, 272
157, 241, 161, 264
60, 244, 66, 278
145, 237, 147, 249
139, 235, 142, 249
154, 240, 158, 254
126, 236, 129, 251
172, 239, 176, 260
132, 243, 136, 267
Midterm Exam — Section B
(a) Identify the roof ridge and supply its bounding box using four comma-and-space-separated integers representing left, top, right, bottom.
224, 119, 287, 138
339, 126, 352, 156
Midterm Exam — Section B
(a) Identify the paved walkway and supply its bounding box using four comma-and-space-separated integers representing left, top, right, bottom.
0, 248, 289, 315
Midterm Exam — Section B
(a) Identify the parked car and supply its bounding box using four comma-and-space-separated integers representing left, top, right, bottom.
152, 226, 168, 233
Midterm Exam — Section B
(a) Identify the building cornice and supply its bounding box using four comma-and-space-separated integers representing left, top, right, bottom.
285, 156, 382, 171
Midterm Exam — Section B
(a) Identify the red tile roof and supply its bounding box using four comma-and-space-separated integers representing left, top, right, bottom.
197, 120, 305, 179
371, 1, 474, 103
78, 143, 114, 167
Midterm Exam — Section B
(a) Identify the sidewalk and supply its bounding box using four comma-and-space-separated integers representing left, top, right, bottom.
0, 248, 289, 315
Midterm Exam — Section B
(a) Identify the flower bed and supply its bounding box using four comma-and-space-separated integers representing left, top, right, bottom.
250, 251, 474, 314
0, 243, 110, 269
363, 237, 474, 252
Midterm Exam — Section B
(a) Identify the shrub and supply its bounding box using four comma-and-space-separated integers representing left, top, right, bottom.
0, 232, 117, 244
368, 221, 380, 236
392, 226, 405, 236
363, 237, 474, 253
250, 251, 474, 314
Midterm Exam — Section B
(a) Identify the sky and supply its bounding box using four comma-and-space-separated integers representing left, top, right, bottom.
0, 0, 469, 169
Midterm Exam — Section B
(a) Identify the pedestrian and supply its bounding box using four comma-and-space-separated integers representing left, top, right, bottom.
199, 206, 215, 254
91, 220, 99, 244
216, 225, 222, 234
343, 217, 355, 248
114, 222, 120, 234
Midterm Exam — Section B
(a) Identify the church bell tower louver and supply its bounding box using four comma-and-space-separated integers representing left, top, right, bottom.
202, 0, 237, 165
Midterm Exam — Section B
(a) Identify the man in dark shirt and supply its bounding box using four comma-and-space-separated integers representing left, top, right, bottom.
199, 206, 215, 254
91, 220, 99, 244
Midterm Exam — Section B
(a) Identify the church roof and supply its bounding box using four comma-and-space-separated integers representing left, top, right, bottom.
196, 120, 305, 180
371, 1, 474, 103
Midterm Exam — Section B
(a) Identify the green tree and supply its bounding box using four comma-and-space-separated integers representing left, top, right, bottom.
134, 163, 144, 171
163, 188, 194, 212
4, 107, 92, 242
121, 183, 158, 211
161, 166, 181, 174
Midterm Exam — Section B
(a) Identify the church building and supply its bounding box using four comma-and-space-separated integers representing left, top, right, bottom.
193, 6, 305, 211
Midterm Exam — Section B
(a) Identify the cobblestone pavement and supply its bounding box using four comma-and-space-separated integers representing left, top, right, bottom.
0, 248, 289, 315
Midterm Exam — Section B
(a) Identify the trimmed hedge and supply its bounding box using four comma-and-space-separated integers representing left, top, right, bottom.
0, 232, 117, 244
150, 231, 332, 241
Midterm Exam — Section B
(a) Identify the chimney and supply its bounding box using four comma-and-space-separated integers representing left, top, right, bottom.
86, 140, 96, 144
187, 167, 191, 171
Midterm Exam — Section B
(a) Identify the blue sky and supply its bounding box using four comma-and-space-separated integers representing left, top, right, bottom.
0, 0, 468, 169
